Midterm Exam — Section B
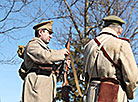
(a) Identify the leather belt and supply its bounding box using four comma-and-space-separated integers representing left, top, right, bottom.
90, 77, 101, 82
39, 66, 52, 71
28, 68, 52, 76
101, 77, 120, 84
90, 77, 120, 84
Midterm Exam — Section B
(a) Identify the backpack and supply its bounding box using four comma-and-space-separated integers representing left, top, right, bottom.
17, 45, 27, 80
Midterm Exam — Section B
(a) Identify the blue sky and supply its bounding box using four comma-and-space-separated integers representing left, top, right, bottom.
0, 64, 22, 102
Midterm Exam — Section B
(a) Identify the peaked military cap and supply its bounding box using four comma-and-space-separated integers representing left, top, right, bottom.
33, 20, 53, 33
103, 15, 125, 26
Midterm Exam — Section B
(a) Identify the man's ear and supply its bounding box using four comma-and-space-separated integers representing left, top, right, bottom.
118, 28, 123, 36
38, 29, 42, 37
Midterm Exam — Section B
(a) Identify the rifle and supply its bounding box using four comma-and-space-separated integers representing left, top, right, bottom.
62, 33, 71, 102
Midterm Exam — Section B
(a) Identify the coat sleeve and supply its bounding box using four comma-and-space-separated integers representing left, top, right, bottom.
26, 41, 65, 65
120, 41, 138, 99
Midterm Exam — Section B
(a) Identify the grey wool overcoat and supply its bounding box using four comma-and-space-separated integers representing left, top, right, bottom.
84, 27, 138, 102
22, 37, 65, 102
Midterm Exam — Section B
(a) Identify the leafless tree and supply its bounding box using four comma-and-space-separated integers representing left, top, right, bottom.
46, 0, 138, 101
0, 0, 57, 64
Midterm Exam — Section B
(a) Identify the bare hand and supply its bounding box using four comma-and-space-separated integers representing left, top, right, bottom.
65, 60, 71, 68
61, 48, 70, 56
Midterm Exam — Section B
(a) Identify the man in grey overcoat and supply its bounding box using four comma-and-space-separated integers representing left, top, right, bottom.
83, 15, 138, 102
21, 21, 69, 102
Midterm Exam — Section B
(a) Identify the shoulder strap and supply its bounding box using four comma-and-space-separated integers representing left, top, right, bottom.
94, 37, 120, 70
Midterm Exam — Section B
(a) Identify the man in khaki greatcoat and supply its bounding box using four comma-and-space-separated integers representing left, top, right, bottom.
21, 21, 69, 102
83, 15, 138, 102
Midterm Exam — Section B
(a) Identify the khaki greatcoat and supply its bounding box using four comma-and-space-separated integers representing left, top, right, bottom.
22, 37, 65, 102
84, 27, 138, 102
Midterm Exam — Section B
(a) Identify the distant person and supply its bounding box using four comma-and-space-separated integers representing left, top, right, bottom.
20, 21, 69, 102
83, 15, 138, 102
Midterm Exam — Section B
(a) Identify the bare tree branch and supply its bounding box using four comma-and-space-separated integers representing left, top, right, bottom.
124, 1, 137, 37
0, 0, 15, 22
12, 0, 34, 13
64, 0, 83, 40
84, 0, 89, 39
70, 0, 79, 7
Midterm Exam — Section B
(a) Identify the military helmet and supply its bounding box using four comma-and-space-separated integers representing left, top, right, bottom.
103, 15, 125, 26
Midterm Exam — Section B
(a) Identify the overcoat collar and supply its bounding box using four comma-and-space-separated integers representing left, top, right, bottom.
100, 27, 118, 37
32, 37, 50, 50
